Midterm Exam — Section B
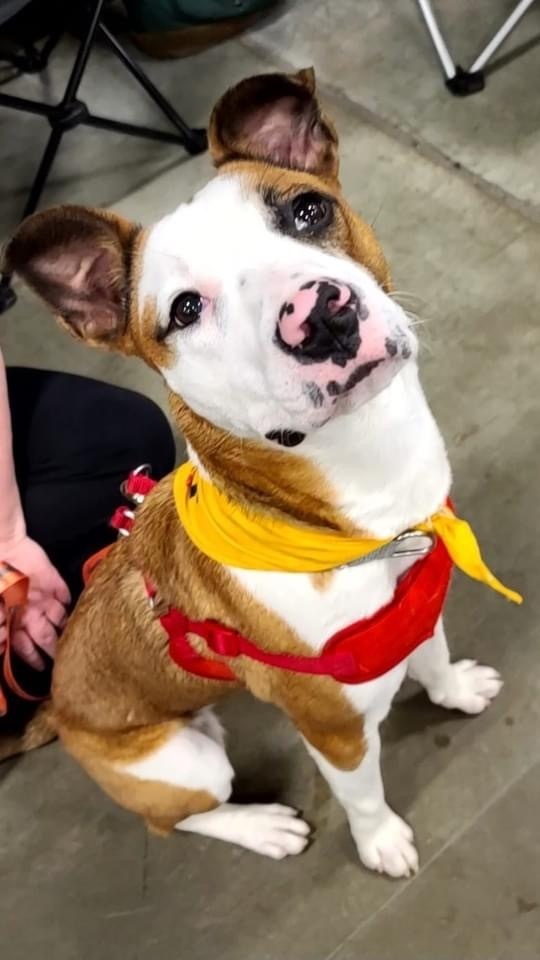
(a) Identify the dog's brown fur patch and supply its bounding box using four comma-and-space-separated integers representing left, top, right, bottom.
220, 163, 391, 291
135, 296, 175, 371
171, 397, 355, 533
61, 720, 218, 834
311, 571, 335, 591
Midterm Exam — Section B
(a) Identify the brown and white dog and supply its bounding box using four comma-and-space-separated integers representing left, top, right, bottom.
5, 70, 503, 878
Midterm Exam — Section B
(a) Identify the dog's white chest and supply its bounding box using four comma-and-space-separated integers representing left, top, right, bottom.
230, 555, 413, 652
230, 557, 414, 713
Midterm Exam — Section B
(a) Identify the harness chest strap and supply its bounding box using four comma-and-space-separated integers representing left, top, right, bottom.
161, 534, 453, 685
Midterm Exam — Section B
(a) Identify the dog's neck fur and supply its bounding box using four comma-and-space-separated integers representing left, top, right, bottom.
172, 363, 451, 541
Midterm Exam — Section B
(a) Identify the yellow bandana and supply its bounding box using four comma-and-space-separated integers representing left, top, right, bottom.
173, 463, 522, 604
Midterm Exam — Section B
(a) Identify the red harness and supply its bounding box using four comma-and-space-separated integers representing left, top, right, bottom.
100, 469, 453, 686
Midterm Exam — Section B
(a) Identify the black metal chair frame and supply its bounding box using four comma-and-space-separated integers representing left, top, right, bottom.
0, 0, 207, 313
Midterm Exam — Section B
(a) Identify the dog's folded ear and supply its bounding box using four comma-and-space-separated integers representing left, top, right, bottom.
209, 68, 339, 179
4, 206, 139, 351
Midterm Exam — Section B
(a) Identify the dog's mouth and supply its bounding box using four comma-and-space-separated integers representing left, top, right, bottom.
325, 357, 385, 397
264, 332, 413, 446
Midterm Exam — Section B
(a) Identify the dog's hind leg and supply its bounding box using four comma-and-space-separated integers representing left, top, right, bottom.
60, 708, 309, 858
407, 617, 503, 714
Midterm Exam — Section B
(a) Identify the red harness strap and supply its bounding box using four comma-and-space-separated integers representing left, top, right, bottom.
165, 537, 452, 685
100, 469, 453, 686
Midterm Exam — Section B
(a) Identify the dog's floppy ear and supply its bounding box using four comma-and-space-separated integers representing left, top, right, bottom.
209, 68, 339, 179
4, 205, 140, 351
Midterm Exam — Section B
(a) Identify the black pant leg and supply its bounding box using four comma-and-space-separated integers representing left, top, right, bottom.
6, 368, 176, 599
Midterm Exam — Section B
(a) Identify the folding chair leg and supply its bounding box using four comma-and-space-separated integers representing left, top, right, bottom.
470, 0, 537, 72
0, 0, 207, 313
415, 0, 456, 79
62, 0, 105, 104
415, 0, 485, 95
416, 0, 536, 95
97, 21, 207, 155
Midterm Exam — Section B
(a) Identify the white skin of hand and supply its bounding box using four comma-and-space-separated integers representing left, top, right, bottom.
0, 536, 70, 670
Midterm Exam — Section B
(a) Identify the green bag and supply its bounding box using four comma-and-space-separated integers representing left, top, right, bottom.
123, 0, 276, 35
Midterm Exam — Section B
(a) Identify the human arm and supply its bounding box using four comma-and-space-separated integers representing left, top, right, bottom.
0, 350, 70, 668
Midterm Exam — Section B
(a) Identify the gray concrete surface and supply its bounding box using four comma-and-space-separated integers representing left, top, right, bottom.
1, 3, 539, 959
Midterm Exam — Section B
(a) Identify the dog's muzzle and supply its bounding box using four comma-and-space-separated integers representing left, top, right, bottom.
275, 280, 365, 367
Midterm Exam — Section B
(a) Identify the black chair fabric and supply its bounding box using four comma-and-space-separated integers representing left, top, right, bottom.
0, 0, 33, 28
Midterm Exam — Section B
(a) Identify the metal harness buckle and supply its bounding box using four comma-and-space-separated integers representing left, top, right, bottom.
121, 463, 152, 504
115, 508, 135, 537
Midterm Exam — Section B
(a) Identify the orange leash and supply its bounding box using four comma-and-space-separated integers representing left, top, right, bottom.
0, 561, 46, 717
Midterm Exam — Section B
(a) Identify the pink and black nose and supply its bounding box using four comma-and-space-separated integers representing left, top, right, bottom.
275, 280, 367, 367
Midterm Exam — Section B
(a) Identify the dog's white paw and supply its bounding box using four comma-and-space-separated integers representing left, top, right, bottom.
177, 802, 310, 858
224, 804, 310, 859
353, 808, 419, 879
429, 659, 503, 714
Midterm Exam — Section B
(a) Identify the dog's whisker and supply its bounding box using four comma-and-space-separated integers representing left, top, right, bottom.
370, 198, 386, 229
389, 290, 426, 307
406, 316, 430, 328
403, 306, 434, 328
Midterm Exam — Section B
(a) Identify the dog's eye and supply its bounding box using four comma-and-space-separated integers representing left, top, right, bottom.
291, 192, 330, 233
169, 291, 203, 329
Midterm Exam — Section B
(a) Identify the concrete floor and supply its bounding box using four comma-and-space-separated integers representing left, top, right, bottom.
1, 2, 540, 958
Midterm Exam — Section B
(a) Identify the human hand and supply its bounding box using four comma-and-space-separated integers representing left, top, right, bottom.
0, 536, 70, 670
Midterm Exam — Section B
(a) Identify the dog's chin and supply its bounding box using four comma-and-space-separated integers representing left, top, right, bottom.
330, 353, 408, 412
264, 355, 408, 447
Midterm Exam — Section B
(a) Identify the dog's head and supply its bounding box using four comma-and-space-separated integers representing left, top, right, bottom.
5, 70, 415, 449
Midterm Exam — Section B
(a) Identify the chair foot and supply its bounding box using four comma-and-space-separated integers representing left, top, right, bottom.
445, 66, 485, 97
183, 127, 208, 156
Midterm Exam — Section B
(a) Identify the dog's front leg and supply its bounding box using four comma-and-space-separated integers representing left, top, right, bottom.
303, 722, 419, 879
408, 617, 503, 714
